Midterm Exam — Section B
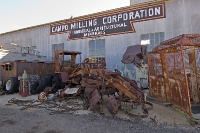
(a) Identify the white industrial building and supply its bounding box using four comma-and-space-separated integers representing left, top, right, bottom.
0, 0, 199, 72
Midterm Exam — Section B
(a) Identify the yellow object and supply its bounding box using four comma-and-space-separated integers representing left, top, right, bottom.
173, 107, 195, 121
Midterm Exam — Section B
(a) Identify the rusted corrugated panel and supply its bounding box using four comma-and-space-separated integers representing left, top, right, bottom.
196, 78, 200, 102
148, 50, 192, 115
166, 50, 191, 115
167, 75, 191, 115
165, 50, 190, 115
188, 49, 199, 102
149, 75, 166, 101
27, 61, 54, 76
148, 53, 166, 101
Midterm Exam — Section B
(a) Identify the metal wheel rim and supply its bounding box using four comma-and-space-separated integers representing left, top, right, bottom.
6, 80, 12, 91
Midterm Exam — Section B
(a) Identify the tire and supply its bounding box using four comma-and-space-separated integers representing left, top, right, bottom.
41, 77, 48, 90
29, 75, 40, 92
31, 75, 53, 94
5, 77, 18, 94
44, 75, 53, 87
51, 76, 61, 93
30, 80, 39, 94
35, 80, 44, 94
58, 76, 65, 89
30, 79, 45, 94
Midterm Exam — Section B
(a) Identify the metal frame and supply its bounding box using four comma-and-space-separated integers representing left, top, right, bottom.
148, 34, 200, 115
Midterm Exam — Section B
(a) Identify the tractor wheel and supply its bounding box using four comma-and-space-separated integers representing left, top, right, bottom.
31, 79, 45, 94
51, 76, 60, 93
5, 77, 18, 94
40, 76, 48, 90
58, 76, 65, 89
44, 75, 53, 87
35, 80, 45, 94
31, 80, 39, 94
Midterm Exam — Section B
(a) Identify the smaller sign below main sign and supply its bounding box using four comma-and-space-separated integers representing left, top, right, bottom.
50, 3, 165, 40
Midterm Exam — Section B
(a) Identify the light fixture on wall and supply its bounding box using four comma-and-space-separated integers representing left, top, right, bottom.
10, 43, 19, 47
10, 43, 22, 53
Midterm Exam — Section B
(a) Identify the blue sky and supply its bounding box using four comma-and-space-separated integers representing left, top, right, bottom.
0, 0, 130, 34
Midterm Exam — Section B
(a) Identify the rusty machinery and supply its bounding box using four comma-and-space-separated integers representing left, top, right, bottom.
53, 50, 152, 116
121, 45, 148, 89
148, 34, 200, 116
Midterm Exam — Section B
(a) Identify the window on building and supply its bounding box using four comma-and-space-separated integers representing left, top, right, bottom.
21, 47, 29, 53
89, 39, 105, 63
141, 32, 164, 52
2, 64, 12, 71
30, 46, 37, 55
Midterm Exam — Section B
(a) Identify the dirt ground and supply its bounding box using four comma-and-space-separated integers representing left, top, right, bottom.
0, 91, 192, 127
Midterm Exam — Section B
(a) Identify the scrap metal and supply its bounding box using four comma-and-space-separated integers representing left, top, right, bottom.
52, 50, 152, 116
121, 45, 148, 89
5, 48, 153, 117
148, 34, 200, 116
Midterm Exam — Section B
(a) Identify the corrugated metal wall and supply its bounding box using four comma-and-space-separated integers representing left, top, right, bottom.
0, 25, 51, 60
0, 0, 200, 71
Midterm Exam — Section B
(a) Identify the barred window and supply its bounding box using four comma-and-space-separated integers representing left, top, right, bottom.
89, 39, 105, 63
141, 32, 164, 52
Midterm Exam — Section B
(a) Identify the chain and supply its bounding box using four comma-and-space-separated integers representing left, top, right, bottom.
6, 97, 83, 115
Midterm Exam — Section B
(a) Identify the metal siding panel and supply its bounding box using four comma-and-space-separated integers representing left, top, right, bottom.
0, 25, 51, 60
130, 0, 151, 5
165, 0, 200, 39
0, 0, 200, 69
104, 33, 137, 71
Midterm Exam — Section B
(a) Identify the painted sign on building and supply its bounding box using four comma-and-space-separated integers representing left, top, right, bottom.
50, 3, 165, 40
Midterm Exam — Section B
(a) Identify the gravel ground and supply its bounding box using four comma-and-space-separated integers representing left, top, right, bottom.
0, 93, 199, 133
0, 106, 199, 133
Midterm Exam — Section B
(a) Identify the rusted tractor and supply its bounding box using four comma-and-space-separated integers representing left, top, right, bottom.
53, 50, 151, 116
